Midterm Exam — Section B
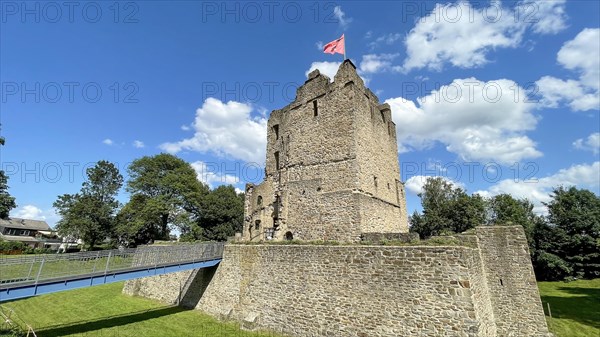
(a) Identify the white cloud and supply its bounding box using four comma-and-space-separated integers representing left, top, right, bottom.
102, 139, 114, 146
529, 0, 568, 35
386, 78, 542, 164
535, 76, 597, 111
181, 125, 191, 131
402, 2, 526, 72
557, 28, 599, 89
368, 33, 402, 50
401, 1, 568, 72
160, 98, 267, 163
405, 175, 464, 195
133, 140, 145, 148
191, 161, 240, 187
257, 107, 268, 118
476, 161, 600, 214
426, 159, 448, 174
305, 61, 342, 80
11, 205, 60, 227
359, 54, 399, 74
333, 6, 352, 29
573, 133, 600, 155
315, 41, 324, 50
12, 205, 44, 219
537, 28, 600, 111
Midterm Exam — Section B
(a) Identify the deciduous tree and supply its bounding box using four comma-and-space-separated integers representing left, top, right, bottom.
410, 177, 485, 238
123, 154, 209, 242
0, 133, 17, 219
194, 185, 244, 242
54, 161, 123, 249
544, 186, 600, 279
487, 193, 539, 244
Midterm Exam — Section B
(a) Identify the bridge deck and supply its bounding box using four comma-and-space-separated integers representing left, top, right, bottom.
0, 242, 224, 302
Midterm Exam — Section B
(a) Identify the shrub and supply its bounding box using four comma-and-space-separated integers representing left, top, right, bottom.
0, 241, 26, 253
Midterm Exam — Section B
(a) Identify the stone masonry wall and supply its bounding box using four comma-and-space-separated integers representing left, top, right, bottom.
125, 226, 551, 337
243, 60, 408, 242
357, 193, 405, 234
124, 270, 192, 305
475, 227, 550, 336
123, 266, 217, 309
197, 244, 488, 337
462, 239, 497, 337
128, 247, 485, 336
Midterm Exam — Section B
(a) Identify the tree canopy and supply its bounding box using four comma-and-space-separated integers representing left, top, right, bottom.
410, 177, 485, 238
487, 193, 540, 245
54, 161, 123, 249
539, 187, 600, 279
409, 177, 600, 281
52, 154, 245, 248
118, 154, 209, 244
195, 185, 244, 242
0, 133, 16, 219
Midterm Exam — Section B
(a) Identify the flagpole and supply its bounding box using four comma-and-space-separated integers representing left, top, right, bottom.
344, 35, 346, 60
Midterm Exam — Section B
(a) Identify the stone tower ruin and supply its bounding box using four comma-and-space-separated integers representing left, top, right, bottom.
127, 61, 552, 337
243, 60, 408, 242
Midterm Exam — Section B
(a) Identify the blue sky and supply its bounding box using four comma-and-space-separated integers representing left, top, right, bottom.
1, 0, 599, 227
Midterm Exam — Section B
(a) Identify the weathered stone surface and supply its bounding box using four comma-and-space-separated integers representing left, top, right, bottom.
123, 266, 217, 308
360, 232, 419, 243
126, 226, 551, 337
243, 60, 408, 243
197, 244, 484, 337
474, 226, 550, 336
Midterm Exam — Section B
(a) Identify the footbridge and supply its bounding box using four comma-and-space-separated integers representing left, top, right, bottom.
0, 242, 224, 302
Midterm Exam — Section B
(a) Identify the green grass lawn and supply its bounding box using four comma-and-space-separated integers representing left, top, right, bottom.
538, 278, 600, 337
0, 282, 283, 337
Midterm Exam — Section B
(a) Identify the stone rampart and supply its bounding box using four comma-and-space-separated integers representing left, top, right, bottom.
124, 226, 551, 337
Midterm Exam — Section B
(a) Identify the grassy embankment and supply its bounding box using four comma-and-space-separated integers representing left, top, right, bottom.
0, 282, 283, 337
538, 278, 599, 337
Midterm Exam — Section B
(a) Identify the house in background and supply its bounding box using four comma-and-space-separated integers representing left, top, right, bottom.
0, 218, 62, 250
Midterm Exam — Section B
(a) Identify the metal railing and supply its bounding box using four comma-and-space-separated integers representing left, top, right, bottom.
1, 304, 37, 336
0, 242, 224, 287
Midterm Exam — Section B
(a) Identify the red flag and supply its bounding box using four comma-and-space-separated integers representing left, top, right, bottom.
323, 34, 345, 55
